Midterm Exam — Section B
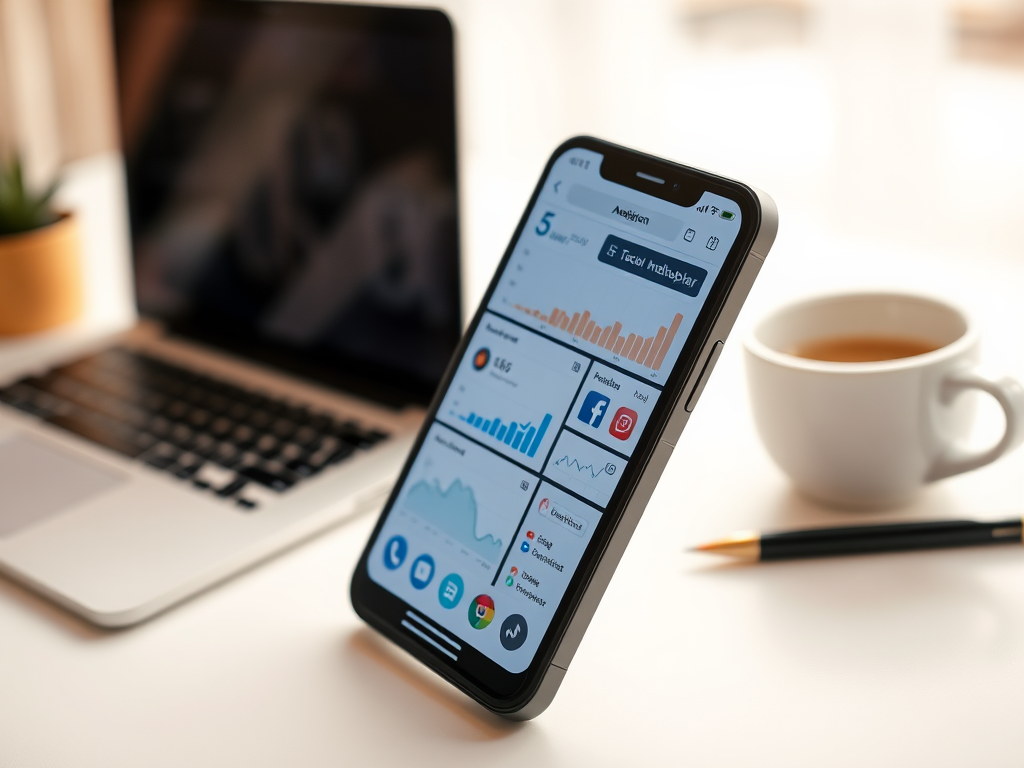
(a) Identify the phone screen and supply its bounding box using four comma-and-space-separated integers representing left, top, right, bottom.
364, 146, 744, 675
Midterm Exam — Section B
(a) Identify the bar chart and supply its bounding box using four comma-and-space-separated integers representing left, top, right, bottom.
457, 410, 552, 459
512, 302, 683, 372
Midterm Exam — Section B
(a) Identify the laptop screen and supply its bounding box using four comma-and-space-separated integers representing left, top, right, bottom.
111, 0, 461, 407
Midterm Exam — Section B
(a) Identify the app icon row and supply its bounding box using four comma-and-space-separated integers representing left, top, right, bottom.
383, 535, 527, 648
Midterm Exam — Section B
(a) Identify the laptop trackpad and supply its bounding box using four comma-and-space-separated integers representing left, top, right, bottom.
0, 434, 124, 538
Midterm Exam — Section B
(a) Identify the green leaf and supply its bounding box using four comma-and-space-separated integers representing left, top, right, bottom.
0, 153, 61, 236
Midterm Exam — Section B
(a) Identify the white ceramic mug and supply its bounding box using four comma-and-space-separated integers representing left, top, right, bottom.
743, 292, 1024, 508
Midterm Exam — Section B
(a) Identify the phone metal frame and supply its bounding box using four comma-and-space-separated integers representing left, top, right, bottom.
351, 136, 778, 719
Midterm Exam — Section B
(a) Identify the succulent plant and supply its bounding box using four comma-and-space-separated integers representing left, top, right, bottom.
0, 155, 60, 236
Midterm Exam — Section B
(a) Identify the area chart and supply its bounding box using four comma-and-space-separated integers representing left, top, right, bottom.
403, 477, 504, 562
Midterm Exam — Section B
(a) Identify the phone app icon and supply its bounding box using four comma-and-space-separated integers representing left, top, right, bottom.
438, 573, 464, 609
526, 530, 535, 539
468, 594, 495, 629
472, 347, 490, 370
578, 391, 610, 428
383, 535, 407, 570
520, 541, 530, 552
609, 407, 638, 440
409, 554, 435, 589
504, 566, 518, 587
500, 614, 529, 651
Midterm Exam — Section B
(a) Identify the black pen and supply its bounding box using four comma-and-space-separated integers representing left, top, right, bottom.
694, 518, 1024, 561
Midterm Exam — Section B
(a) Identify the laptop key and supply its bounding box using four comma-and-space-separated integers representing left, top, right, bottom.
209, 416, 234, 438
290, 426, 319, 448
146, 415, 172, 438
285, 459, 320, 478
169, 424, 195, 449
226, 402, 252, 421
186, 408, 212, 429
270, 418, 298, 440
278, 442, 304, 461
174, 462, 201, 480
216, 478, 248, 498
326, 444, 356, 464
332, 422, 375, 449
194, 463, 235, 491
191, 434, 218, 459
164, 400, 189, 420
239, 465, 296, 492
249, 410, 273, 429
230, 424, 257, 449
144, 453, 178, 470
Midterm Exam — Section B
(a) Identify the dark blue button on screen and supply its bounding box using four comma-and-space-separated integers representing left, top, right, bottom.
597, 235, 707, 297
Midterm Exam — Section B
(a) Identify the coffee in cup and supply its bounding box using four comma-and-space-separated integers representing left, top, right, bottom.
789, 334, 940, 363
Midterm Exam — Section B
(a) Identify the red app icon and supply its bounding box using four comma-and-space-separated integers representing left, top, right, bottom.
526, 530, 535, 539
609, 407, 638, 440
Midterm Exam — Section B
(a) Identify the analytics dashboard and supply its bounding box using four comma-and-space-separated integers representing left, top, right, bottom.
368, 148, 743, 672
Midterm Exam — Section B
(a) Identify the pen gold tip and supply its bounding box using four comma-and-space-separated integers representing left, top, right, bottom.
692, 531, 761, 560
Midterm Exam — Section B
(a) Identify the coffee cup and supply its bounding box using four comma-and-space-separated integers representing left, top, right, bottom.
743, 292, 1024, 508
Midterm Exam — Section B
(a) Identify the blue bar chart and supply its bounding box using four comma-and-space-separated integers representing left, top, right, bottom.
458, 411, 552, 458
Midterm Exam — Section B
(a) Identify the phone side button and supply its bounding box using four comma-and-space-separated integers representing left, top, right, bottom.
684, 340, 724, 413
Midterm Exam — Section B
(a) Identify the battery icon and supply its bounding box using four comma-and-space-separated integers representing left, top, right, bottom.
720, 211, 736, 221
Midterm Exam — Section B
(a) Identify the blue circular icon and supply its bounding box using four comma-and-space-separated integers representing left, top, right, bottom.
409, 554, 435, 590
437, 573, 465, 609
383, 535, 407, 570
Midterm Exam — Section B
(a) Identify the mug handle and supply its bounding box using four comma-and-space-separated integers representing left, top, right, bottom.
926, 368, 1024, 482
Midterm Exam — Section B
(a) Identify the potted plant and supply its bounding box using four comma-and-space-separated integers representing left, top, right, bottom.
0, 155, 82, 335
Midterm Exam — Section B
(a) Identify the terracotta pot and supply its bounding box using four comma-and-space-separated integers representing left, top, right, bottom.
0, 213, 83, 335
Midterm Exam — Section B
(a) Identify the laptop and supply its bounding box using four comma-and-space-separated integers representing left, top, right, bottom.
0, 0, 461, 626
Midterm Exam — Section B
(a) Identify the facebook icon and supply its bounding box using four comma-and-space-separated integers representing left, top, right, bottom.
577, 391, 610, 428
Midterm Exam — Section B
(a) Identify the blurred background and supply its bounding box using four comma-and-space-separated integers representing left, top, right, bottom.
1, 0, 1022, 330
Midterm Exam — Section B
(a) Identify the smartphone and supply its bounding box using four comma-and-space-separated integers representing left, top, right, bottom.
350, 137, 778, 719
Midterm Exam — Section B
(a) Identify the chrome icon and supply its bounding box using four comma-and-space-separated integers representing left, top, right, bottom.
468, 594, 495, 629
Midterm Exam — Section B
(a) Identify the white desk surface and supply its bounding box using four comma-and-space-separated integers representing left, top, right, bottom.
3, 2, 1024, 766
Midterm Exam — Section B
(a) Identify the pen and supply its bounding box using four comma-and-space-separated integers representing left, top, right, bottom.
694, 518, 1024, 561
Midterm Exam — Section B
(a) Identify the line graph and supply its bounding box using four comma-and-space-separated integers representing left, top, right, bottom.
552, 454, 617, 481
543, 430, 624, 508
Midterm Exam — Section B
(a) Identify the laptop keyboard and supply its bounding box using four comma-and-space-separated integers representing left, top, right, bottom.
0, 348, 389, 510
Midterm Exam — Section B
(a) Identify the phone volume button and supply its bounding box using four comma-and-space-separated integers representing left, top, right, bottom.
684, 340, 724, 413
